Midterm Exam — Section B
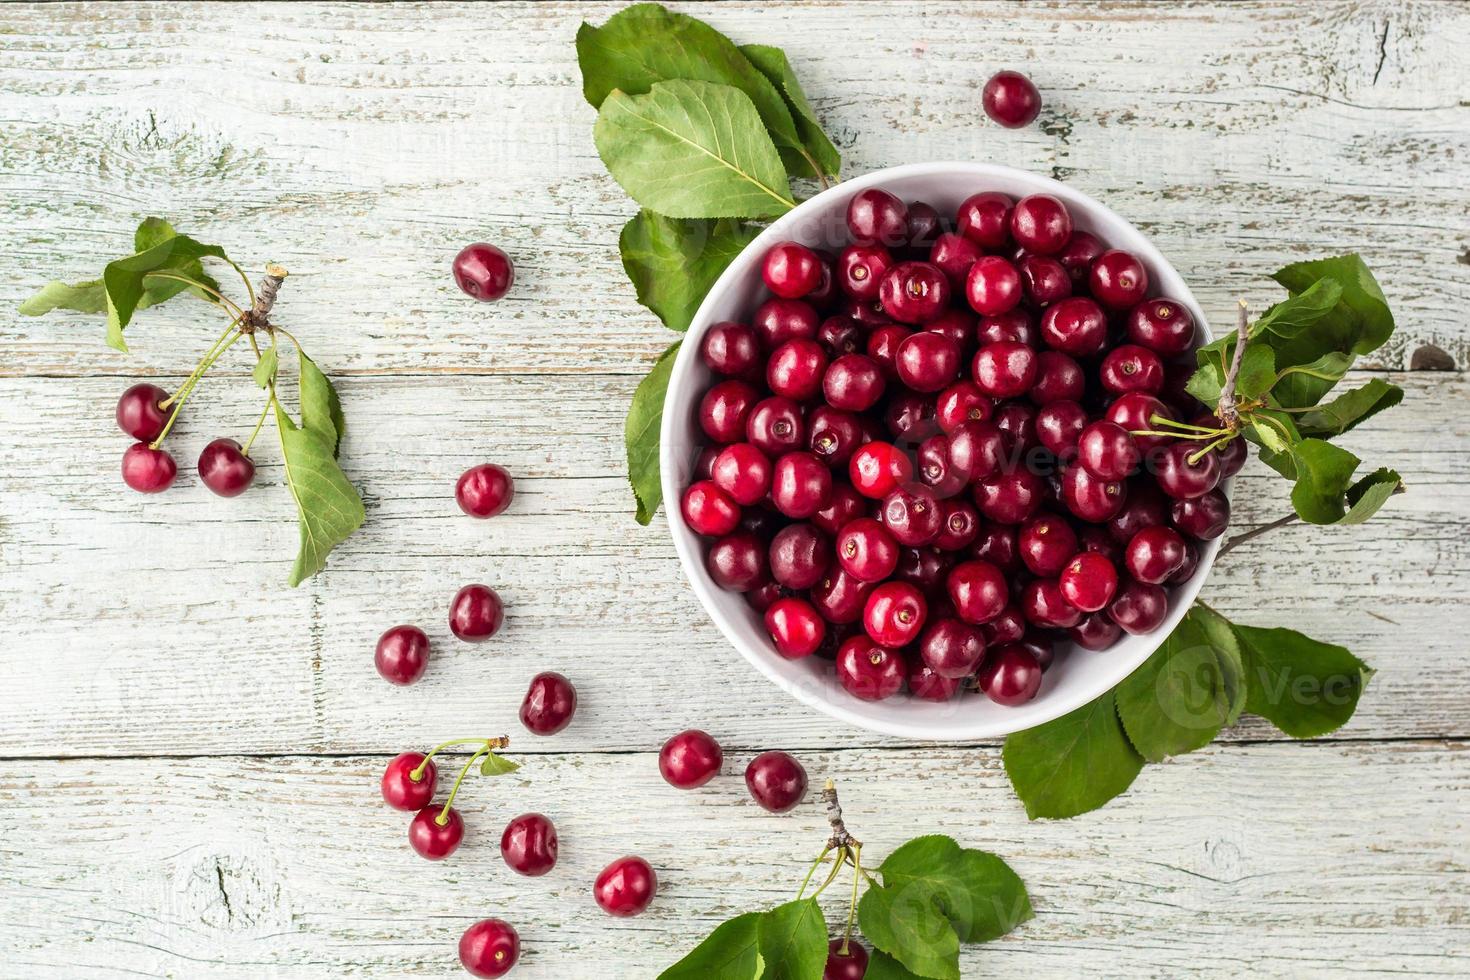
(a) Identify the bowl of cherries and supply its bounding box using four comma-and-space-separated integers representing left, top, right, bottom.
662, 162, 1236, 740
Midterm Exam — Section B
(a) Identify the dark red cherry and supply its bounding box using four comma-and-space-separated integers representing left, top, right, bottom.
1071, 611, 1124, 651
452, 243, 514, 302
1010, 195, 1072, 255
660, 729, 722, 789
965, 256, 1023, 316
929, 232, 983, 289
983, 70, 1043, 127
1018, 254, 1072, 306
946, 559, 1008, 625
409, 805, 464, 860
1108, 578, 1169, 634
865, 323, 914, 379
908, 658, 962, 702
1059, 465, 1127, 522
459, 918, 519, 979
1154, 441, 1221, 500
917, 435, 967, 498
813, 483, 867, 536
936, 381, 993, 432
1100, 344, 1165, 396
1077, 421, 1141, 481
746, 396, 806, 456
711, 442, 773, 506
925, 309, 976, 360
1089, 250, 1150, 310
763, 241, 824, 299
993, 401, 1040, 454
808, 407, 865, 468
769, 523, 831, 590
883, 391, 939, 444
1126, 299, 1196, 356
972, 341, 1038, 398
753, 297, 821, 349
707, 531, 768, 591
880, 261, 951, 324
976, 310, 1038, 348
121, 443, 177, 493
849, 441, 913, 499
1019, 578, 1082, 629
381, 752, 436, 811
977, 644, 1043, 705
1018, 513, 1079, 576
975, 469, 1045, 525
836, 518, 900, 582
837, 244, 894, 301
1170, 489, 1230, 539
1030, 351, 1085, 405
956, 191, 1014, 249
823, 354, 886, 412
1059, 552, 1119, 612
116, 383, 171, 441
835, 635, 906, 701
198, 438, 255, 497
936, 499, 981, 551
847, 188, 909, 246
919, 617, 986, 678
594, 856, 658, 917
825, 939, 871, 980
817, 315, 865, 357
1056, 231, 1105, 283
947, 419, 1006, 483
811, 569, 878, 625
1125, 525, 1188, 584
881, 483, 943, 547
500, 812, 558, 876
980, 604, 1027, 646
1107, 481, 1170, 542
1040, 296, 1109, 357
700, 379, 760, 444
766, 596, 827, 659
681, 480, 742, 537
767, 339, 829, 402
905, 201, 943, 250
863, 581, 928, 647
449, 584, 503, 642
1035, 400, 1088, 458
1105, 392, 1175, 454
375, 625, 430, 686
520, 671, 578, 735
744, 751, 808, 813
969, 525, 1019, 572
702, 321, 762, 377
771, 452, 832, 518
895, 331, 961, 393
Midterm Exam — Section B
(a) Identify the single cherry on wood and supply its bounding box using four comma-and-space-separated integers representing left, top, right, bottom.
500, 811, 558, 876
982, 70, 1042, 128
744, 751, 809, 813
122, 442, 177, 493
456, 463, 515, 518
520, 671, 577, 735
197, 438, 255, 497
380, 752, 437, 811
659, 729, 723, 789
450, 584, 504, 642
459, 918, 520, 979
116, 383, 171, 441
452, 243, 515, 302
375, 624, 430, 685
409, 803, 465, 860
594, 856, 658, 917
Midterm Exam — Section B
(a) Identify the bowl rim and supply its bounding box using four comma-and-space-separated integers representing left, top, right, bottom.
660, 161, 1223, 741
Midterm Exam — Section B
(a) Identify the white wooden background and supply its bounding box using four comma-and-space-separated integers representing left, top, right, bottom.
1, 1, 1467, 976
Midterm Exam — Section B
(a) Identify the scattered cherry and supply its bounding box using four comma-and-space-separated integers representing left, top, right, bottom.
659, 729, 722, 789
452, 243, 514, 302
744, 751, 808, 813
982, 70, 1042, 128
459, 919, 520, 979
500, 812, 558, 876
520, 671, 577, 736
116, 383, 171, 441
375, 625, 430, 685
450, 584, 504, 642
456, 463, 515, 518
381, 752, 437, 811
594, 856, 658, 917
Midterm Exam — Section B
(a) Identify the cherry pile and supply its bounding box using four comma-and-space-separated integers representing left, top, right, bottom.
682, 187, 1238, 708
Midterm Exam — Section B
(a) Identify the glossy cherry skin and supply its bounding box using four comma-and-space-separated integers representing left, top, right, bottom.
929, 232, 983, 289
659, 729, 723, 789
907, 658, 962, 701
1078, 523, 1123, 563
747, 396, 807, 457
880, 261, 951, 324
965, 256, 1023, 315
812, 484, 867, 536
594, 856, 658, 917
808, 407, 864, 468
1108, 578, 1169, 634
980, 604, 1027, 646
452, 243, 514, 302
763, 241, 824, 299
1126, 526, 1187, 584
1071, 611, 1124, 651
681, 480, 742, 537
455, 463, 514, 518
919, 617, 987, 678
1059, 552, 1119, 612
1010, 195, 1072, 255
1035, 400, 1088, 458
969, 523, 1020, 572
1100, 344, 1165, 396
978, 644, 1043, 705
753, 298, 822, 350
883, 392, 940, 444
894, 547, 953, 598
409, 805, 464, 860
1057, 231, 1105, 283
375, 625, 430, 685
975, 469, 1045, 525
972, 341, 1038, 398
450, 584, 504, 642
818, 315, 864, 357
824, 353, 886, 412
520, 671, 577, 735
936, 381, 993, 432
1171, 489, 1231, 539
766, 597, 827, 659
880, 483, 943, 547
701, 321, 762, 377
811, 569, 878, 625
847, 188, 909, 246
905, 201, 942, 249
1105, 392, 1175, 455
947, 420, 1006, 483
460, 919, 520, 979
1168, 541, 1201, 585
381, 752, 437, 811
1039, 296, 1108, 357
825, 938, 871, 980
983, 69, 1042, 127
744, 751, 808, 813
917, 435, 967, 498
1019, 254, 1072, 306
1077, 421, 1141, 481
1030, 351, 1085, 405
956, 191, 1014, 249
946, 559, 1008, 624
1019, 513, 1079, 576
1127, 299, 1196, 356
708, 531, 769, 591
835, 635, 906, 701
832, 518, 896, 583
976, 310, 1037, 348
711, 443, 772, 506
896, 331, 961, 392
1089, 249, 1150, 310
768, 339, 829, 402
849, 442, 914, 499
122, 443, 178, 493
116, 383, 171, 441
700, 380, 760, 444
769, 523, 830, 590
837, 245, 894, 301
198, 438, 255, 497
863, 581, 928, 647
771, 452, 833, 518
501, 812, 558, 876
1020, 578, 1083, 629
1107, 482, 1170, 543
1154, 441, 1221, 500
1059, 465, 1127, 522
993, 401, 1039, 454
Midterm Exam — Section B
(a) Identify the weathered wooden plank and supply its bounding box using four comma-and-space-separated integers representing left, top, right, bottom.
0, 0, 1466, 378
0, 744, 1465, 978
0, 370, 1461, 756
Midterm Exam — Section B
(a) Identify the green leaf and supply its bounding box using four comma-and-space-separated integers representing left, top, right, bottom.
865, 950, 928, 980
740, 43, 841, 179
1272, 253, 1394, 356
1115, 607, 1246, 762
298, 350, 347, 456
1252, 277, 1344, 342
1296, 378, 1404, 438
1271, 351, 1355, 409
594, 79, 796, 219
479, 752, 521, 776
756, 899, 827, 980
1235, 623, 1373, 739
276, 409, 366, 586
253, 345, 279, 389
1002, 694, 1144, 820
1251, 417, 1290, 454
134, 217, 178, 252
576, 3, 824, 179
620, 211, 760, 331
877, 836, 1032, 944
625, 342, 679, 525
1186, 343, 1274, 405
657, 913, 764, 980
101, 233, 230, 351
19, 279, 107, 317
858, 882, 960, 980
1341, 467, 1404, 525
1289, 439, 1363, 524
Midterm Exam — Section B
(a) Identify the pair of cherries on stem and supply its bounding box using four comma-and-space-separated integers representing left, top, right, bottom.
380, 736, 524, 862
117, 382, 255, 495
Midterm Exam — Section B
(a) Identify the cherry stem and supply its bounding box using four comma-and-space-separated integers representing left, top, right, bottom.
841, 843, 863, 952
1129, 428, 1218, 441
1217, 514, 1299, 558
1149, 414, 1225, 435
795, 845, 834, 899
241, 396, 272, 457
438, 745, 492, 826
150, 330, 245, 449
822, 779, 859, 850
808, 847, 848, 900
1216, 299, 1250, 430
411, 736, 509, 782
1187, 434, 1236, 465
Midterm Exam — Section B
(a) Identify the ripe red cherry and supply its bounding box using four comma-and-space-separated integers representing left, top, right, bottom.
520, 671, 577, 735
947, 419, 1006, 483
768, 339, 829, 402
976, 310, 1037, 347
701, 321, 762, 377
197, 438, 255, 497
1035, 400, 1088, 458
881, 483, 943, 547
883, 392, 939, 443
956, 191, 1014, 249
456, 463, 514, 518
681, 480, 741, 536
1057, 231, 1105, 283
919, 617, 987, 678
1108, 482, 1170, 542
744, 751, 808, 813
1071, 611, 1124, 651
1126, 298, 1196, 355
946, 559, 1008, 624
711, 443, 772, 505
1077, 421, 1141, 481
849, 441, 913, 499
837, 517, 900, 582
975, 469, 1045, 525
1010, 195, 1072, 255
808, 407, 864, 467
1126, 526, 1187, 584
1040, 296, 1108, 357
594, 856, 658, 917
1030, 351, 1085, 405
906, 201, 942, 247
459, 919, 520, 979
122, 442, 178, 493
1089, 250, 1150, 310
1019, 578, 1082, 629
381, 752, 436, 811
1105, 392, 1175, 455
908, 659, 962, 701
375, 624, 430, 685
837, 244, 894, 301
980, 604, 1026, 646
453, 243, 514, 302
763, 241, 824, 299
895, 331, 961, 392
1108, 578, 1169, 634
864, 323, 912, 379
835, 635, 906, 700
766, 597, 827, 659
929, 232, 983, 289
936, 381, 993, 432
659, 729, 722, 789
863, 581, 928, 647
880, 261, 951, 325
771, 452, 832, 518
1059, 465, 1127, 522
1100, 344, 1165, 396
1019, 513, 1080, 576
972, 341, 1038, 398
824, 353, 886, 411
753, 298, 821, 349
499, 812, 558, 877
993, 402, 1039, 454
917, 434, 966, 496
965, 256, 1023, 315
818, 316, 864, 357
1018, 255, 1072, 306
769, 523, 830, 590
450, 584, 504, 642
1059, 552, 1119, 612
825, 938, 871, 980
707, 531, 768, 591
746, 396, 806, 456
700, 380, 760, 444
1155, 441, 1221, 500
409, 804, 464, 860
812, 569, 877, 624
936, 499, 981, 551
978, 644, 1043, 705
1169, 541, 1201, 585
982, 70, 1042, 127
847, 188, 908, 246
1171, 489, 1231, 539
813, 483, 866, 535
116, 383, 171, 441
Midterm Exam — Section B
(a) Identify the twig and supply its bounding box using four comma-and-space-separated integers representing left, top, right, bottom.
822, 779, 859, 850
241, 263, 288, 333
1217, 514, 1298, 558
1216, 299, 1250, 430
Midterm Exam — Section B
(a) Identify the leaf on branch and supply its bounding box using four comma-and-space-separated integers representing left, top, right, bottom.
276, 408, 366, 586
1271, 351, 1356, 409
876, 835, 1032, 944
625, 342, 679, 524
620, 211, 760, 331
1002, 694, 1144, 820
1187, 343, 1274, 405
657, 912, 764, 980
298, 350, 347, 456
253, 345, 279, 389
1272, 253, 1394, 356
858, 880, 960, 980
1296, 378, 1404, 438
740, 43, 842, 179
1287, 439, 1402, 526
1234, 622, 1373, 739
594, 79, 795, 219
755, 899, 827, 980
865, 949, 929, 980
479, 753, 521, 777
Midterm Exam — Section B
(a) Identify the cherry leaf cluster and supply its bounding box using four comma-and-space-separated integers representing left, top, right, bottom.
576, 2, 841, 523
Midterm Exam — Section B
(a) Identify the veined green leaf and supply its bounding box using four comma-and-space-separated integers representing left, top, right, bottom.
1340, 467, 1404, 525
1186, 343, 1274, 405
1272, 253, 1394, 356
1002, 694, 1144, 820
756, 899, 827, 980
741, 43, 841, 179
625, 343, 680, 524
253, 345, 279, 388
657, 913, 764, 980
858, 882, 960, 980
1271, 351, 1355, 409
620, 211, 760, 331
479, 753, 521, 776
298, 350, 347, 456
1296, 378, 1404, 438
865, 950, 928, 980
1235, 622, 1373, 738
876, 835, 1032, 944
276, 409, 366, 586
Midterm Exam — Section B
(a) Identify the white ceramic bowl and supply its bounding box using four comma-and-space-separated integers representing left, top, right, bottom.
661, 162, 1221, 740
